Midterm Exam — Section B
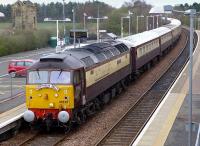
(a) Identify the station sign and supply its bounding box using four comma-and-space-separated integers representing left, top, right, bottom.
70, 29, 88, 39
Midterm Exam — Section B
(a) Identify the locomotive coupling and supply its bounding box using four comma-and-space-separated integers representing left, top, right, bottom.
23, 110, 35, 122
58, 111, 70, 123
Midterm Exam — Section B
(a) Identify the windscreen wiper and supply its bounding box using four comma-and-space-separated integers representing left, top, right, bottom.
58, 69, 63, 79
36, 69, 40, 79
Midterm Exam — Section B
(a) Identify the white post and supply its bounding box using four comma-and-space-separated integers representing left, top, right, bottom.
97, 18, 99, 42
157, 15, 159, 28
56, 20, 59, 47
84, 15, 86, 30
73, 8, 76, 48
56, 20, 59, 53
146, 16, 148, 31
63, 0, 66, 44
129, 16, 131, 35
137, 16, 139, 33
121, 17, 124, 38
188, 9, 195, 146
84, 13, 87, 30
153, 16, 155, 29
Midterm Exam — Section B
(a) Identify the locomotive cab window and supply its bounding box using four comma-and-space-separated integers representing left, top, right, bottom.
50, 71, 71, 84
28, 71, 48, 84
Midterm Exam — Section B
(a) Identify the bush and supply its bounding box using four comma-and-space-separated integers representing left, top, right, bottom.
0, 30, 51, 57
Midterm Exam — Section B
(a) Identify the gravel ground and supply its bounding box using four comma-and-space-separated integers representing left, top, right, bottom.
57, 32, 187, 146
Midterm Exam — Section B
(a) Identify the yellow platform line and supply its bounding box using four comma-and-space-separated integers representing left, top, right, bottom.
152, 93, 186, 146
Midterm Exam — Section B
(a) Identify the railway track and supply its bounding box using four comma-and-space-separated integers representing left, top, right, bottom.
95, 29, 197, 146
18, 132, 66, 146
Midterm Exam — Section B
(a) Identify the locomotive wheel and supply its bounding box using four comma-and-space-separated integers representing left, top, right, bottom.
75, 110, 87, 125
94, 98, 101, 111
101, 93, 111, 105
46, 119, 52, 132
63, 123, 72, 134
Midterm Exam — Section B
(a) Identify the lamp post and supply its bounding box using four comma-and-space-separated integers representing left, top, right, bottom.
128, 10, 133, 35
83, 13, 87, 30
156, 15, 159, 28
62, 0, 66, 44
152, 15, 155, 29
44, 18, 71, 52
184, 9, 196, 146
121, 16, 130, 38
137, 15, 144, 33
88, 16, 108, 42
146, 16, 154, 30
72, 8, 76, 48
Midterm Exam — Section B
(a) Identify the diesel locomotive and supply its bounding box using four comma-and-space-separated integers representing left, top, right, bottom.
23, 18, 181, 130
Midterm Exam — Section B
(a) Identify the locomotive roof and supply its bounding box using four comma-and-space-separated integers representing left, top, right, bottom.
30, 41, 129, 70
118, 18, 181, 48
30, 53, 84, 70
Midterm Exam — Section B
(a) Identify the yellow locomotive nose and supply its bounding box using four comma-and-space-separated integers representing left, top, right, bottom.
43, 94, 49, 100
26, 85, 74, 110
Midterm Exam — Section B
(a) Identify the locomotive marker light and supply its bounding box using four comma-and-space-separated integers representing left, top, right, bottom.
23, 110, 35, 122
58, 111, 70, 123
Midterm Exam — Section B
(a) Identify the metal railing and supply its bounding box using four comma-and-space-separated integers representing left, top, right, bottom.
0, 70, 26, 102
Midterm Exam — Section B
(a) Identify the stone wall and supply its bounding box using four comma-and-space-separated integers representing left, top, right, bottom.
12, 0, 37, 31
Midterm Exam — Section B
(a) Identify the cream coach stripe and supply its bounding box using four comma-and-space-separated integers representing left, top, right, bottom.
86, 53, 130, 87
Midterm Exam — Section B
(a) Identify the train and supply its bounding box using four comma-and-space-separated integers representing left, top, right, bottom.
23, 18, 181, 131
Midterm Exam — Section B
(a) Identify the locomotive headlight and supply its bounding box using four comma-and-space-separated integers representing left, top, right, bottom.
58, 111, 69, 123
55, 93, 58, 97
49, 103, 54, 108
23, 110, 35, 122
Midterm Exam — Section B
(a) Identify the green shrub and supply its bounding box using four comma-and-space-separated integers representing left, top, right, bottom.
0, 30, 51, 57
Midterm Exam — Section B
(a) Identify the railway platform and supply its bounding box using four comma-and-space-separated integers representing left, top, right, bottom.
133, 30, 200, 146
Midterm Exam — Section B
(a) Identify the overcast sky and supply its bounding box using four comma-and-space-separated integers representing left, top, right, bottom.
0, 0, 199, 8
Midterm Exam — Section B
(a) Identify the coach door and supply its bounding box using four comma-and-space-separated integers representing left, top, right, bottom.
73, 68, 85, 106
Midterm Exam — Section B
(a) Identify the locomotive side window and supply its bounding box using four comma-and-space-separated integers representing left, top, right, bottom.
28, 71, 48, 84
74, 71, 81, 85
96, 53, 106, 61
50, 71, 71, 84
81, 56, 95, 67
